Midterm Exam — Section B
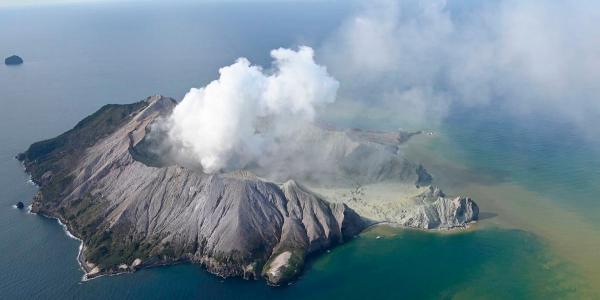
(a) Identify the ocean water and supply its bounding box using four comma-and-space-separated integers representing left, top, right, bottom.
422, 107, 600, 296
420, 105, 599, 222
1, 2, 598, 299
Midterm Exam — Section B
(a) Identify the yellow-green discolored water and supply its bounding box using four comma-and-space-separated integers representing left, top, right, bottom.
403, 126, 600, 298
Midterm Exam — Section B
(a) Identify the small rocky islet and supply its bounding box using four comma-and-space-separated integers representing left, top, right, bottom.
17, 95, 478, 286
5, 55, 23, 65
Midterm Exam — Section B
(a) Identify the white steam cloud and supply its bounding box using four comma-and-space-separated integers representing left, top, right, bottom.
166, 46, 339, 173
320, 0, 600, 133
162, 0, 600, 175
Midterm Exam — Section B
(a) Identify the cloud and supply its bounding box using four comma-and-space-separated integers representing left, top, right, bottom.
163, 0, 600, 176
319, 0, 600, 133
165, 46, 339, 173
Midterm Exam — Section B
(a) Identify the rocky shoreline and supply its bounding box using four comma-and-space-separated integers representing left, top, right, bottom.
18, 95, 478, 285
24, 177, 210, 282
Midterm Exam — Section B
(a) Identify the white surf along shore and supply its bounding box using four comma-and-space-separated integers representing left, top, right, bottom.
24, 177, 135, 282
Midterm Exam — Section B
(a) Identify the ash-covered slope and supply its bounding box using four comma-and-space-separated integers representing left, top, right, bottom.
247, 120, 431, 186
18, 95, 477, 285
19, 95, 365, 285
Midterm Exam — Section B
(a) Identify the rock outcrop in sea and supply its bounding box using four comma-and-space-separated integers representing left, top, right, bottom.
17, 95, 478, 285
5, 55, 23, 65
398, 186, 478, 229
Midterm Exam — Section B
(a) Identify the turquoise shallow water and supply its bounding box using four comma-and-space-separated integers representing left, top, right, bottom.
439, 108, 600, 227
1, 2, 597, 299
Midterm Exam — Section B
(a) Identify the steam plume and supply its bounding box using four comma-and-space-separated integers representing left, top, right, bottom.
321, 0, 600, 133
165, 46, 338, 173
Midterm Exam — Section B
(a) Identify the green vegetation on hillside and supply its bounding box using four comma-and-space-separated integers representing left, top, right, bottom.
18, 102, 148, 208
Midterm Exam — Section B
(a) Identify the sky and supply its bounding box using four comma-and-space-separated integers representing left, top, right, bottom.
0, 0, 329, 8
0, 0, 100, 7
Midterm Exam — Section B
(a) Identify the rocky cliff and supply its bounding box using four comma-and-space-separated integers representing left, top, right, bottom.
395, 186, 478, 229
18, 95, 478, 285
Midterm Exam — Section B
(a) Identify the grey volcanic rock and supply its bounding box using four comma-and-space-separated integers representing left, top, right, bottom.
16, 201, 25, 209
18, 95, 365, 285
5, 55, 23, 65
248, 122, 431, 186
352, 185, 479, 230
400, 186, 479, 229
18, 94, 477, 285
